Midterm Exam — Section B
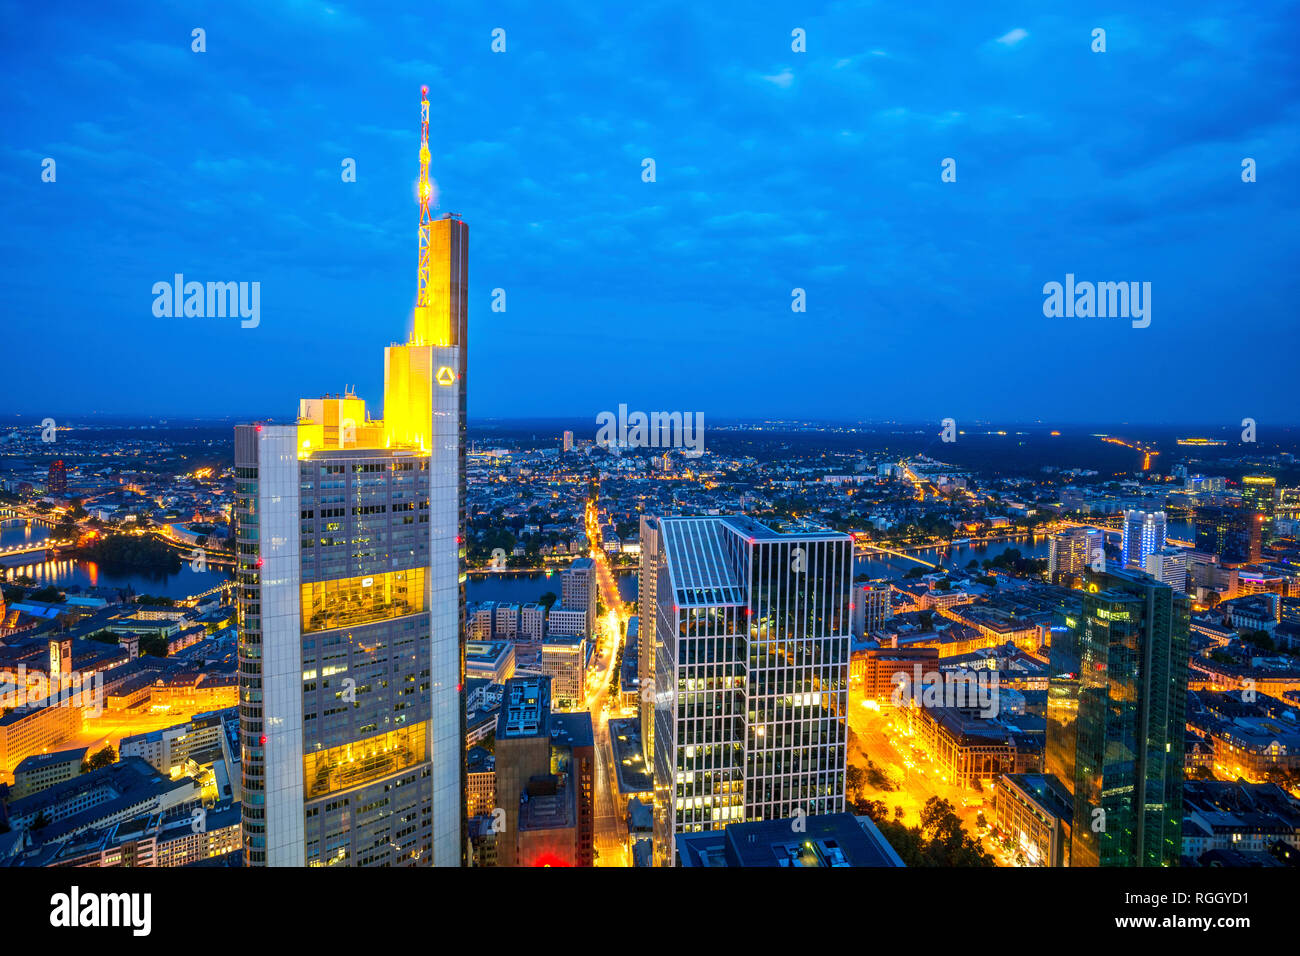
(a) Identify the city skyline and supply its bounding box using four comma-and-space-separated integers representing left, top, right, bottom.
2, 0, 1299, 901
4, 1, 1298, 423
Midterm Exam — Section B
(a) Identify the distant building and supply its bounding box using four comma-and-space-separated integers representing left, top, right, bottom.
546, 607, 587, 639
519, 603, 545, 645
1121, 510, 1166, 570
47, 460, 67, 495
465, 746, 496, 818
1144, 546, 1188, 593
465, 640, 516, 685
851, 580, 892, 638
1196, 504, 1262, 565
1048, 526, 1103, 578
676, 813, 905, 867
10, 747, 88, 801
1241, 475, 1278, 535
4, 756, 199, 843
855, 647, 940, 705
540, 634, 587, 710
120, 707, 233, 776
1182, 780, 1300, 862
563, 557, 597, 639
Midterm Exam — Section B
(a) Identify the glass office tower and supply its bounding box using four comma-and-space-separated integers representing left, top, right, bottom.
649, 515, 852, 866
1194, 503, 1262, 564
1049, 569, 1189, 867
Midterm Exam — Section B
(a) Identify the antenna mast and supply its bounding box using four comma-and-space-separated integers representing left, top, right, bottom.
416, 85, 433, 319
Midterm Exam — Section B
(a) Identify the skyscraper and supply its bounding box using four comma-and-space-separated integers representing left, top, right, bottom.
648, 515, 852, 866
1241, 475, 1277, 536
1120, 510, 1165, 569
1047, 569, 1190, 867
850, 580, 891, 638
1195, 503, 1262, 565
46, 460, 67, 496
1048, 526, 1104, 578
562, 556, 597, 639
637, 515, 660, 766
235, 87, 466, 867
1143, 546, 1188, 593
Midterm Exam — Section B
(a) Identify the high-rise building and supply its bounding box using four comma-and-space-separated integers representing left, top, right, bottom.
540, 633, 587, 710
1241, 475, 1277, 536
1195, 504, 1262, 565
46, 460, 67, 495
1120, 510, 1165, 570
1143, 546, 1188, 593
1047, 569, 1190, 867
850, 580, 891, 638
235, 87, 466, 867
1048, 526, 1104, 578
637, 515, 660, 765
563, 556, 597, 639
648, 515, 852, 866
562, 430, 574, 453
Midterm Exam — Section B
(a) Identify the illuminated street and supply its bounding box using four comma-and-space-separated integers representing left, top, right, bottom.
847, 690, 1014, 866
583, 496, 632, 866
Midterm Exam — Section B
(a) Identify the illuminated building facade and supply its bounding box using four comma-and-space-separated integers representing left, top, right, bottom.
562, 556, 597, 639
994, 773, 1073, 867
235, 87, 466, 867
1048, 569, 1190, 867
1195, 503, 1262, 565
1242, 474, 1277, 534
850, 579, 891, 637
638, 515, 660, 765
47, 459, 67, 495
1048, 526, 1103, 578
649, 515, 852, 867
1120, 510, 1165, 570
1143, 546, 1188, 593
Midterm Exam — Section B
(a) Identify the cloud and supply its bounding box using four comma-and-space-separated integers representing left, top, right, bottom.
995, 28, 1029, 46
760, 69, 794, 88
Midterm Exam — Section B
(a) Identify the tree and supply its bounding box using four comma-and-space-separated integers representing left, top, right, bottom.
539, 591, 558, 611
846, 764, 867, 800
82, 745, 116, 772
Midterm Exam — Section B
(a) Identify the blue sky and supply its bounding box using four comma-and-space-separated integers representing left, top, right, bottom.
2, 0, 1297, 424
